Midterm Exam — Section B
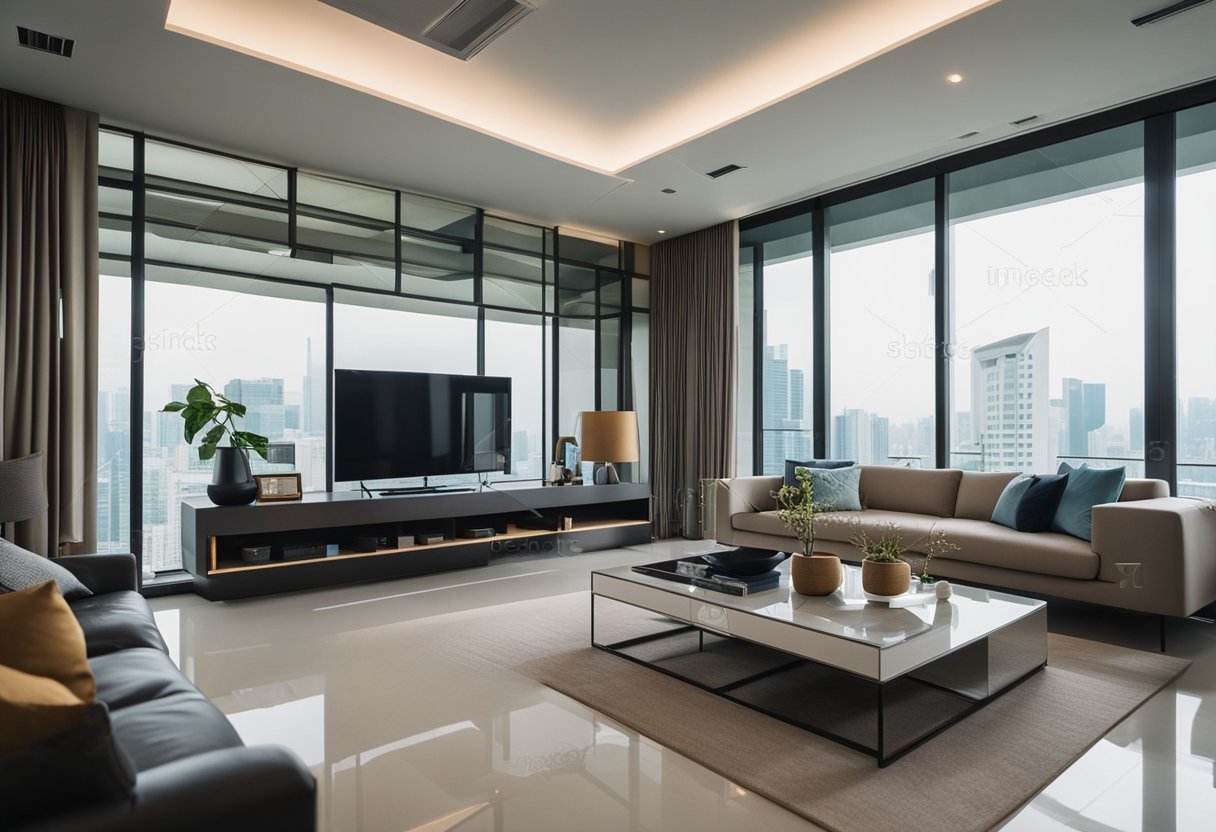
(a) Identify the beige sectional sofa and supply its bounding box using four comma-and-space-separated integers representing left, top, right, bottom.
714, 466, 1216, 618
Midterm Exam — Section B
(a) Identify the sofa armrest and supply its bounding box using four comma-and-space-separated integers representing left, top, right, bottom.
55, 554, 138, 595
714, 476, 782, 543
19, 746, 316, 832
1091, 497, 1216, 617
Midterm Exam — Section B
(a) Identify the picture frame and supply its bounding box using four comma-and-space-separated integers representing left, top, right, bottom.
254, 473, 303, 502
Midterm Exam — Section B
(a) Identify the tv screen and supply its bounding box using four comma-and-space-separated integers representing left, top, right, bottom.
334, 369, 511, 483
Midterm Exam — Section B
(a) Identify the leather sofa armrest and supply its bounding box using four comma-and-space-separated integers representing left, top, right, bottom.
1091, 497, 1216, 617
19, 746, 316, 832
714, 476, 782, 544
55, 554, 138, 595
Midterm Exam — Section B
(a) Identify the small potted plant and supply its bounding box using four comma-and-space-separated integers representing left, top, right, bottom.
162, 380, 269, 506
850, 521, 960, 596
773, 468, 840, 595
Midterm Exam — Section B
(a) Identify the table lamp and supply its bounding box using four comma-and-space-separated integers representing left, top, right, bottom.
578, 411, 640, 485
0, 451, 49, 541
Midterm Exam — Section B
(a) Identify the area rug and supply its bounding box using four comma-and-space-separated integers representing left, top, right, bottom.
359, 592, 1189, 832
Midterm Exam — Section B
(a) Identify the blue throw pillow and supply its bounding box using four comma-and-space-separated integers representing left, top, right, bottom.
1015, 473, 1070, 532
795, 464, 862, 511
784, 458, 854, 488
1051, 463, 1126, 541
991, 475, 1034, 529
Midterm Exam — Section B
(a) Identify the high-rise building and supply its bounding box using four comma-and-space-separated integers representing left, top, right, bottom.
302, 336, 327, 437
970, 328, 1050, 472
225, 378, 287, 440
1060, 378, 1106, 457
1129, 407, 1144, 453
789, 369, 805, 421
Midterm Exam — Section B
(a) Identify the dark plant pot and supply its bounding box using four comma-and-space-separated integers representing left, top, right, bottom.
207, 447, 257, 506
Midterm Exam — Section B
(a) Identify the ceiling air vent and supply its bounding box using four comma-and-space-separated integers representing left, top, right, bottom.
1131, 0, 1213, 27
706, 164, 746, 179
16, 26, 74, 57
425, 0, 534, 60
957, 130, 980, 140
1009, 115, 1041, 127
321, 0, 533, 61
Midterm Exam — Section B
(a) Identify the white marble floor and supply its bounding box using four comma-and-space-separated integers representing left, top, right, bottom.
150, 540, 1216, 831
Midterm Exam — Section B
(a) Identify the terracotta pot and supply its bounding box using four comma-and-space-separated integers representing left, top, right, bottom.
791, 553, 843, 596
862, 559, 911, 596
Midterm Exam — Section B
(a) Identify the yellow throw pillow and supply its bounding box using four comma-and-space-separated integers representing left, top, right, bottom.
0, 581, 95, 702
0, 663, 89, 755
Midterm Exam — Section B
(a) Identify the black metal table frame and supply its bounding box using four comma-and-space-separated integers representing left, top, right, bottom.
591, 593, 1047, 767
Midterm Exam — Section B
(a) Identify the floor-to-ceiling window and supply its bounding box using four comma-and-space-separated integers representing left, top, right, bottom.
739, 215, 815, 476
948, 125, 1145, 475
1177, 102, 1216, 499
98, 132, 638, 581
829, 181, 935, 466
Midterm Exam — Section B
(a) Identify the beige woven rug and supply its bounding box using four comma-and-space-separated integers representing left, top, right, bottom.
366, 592, 1189, 832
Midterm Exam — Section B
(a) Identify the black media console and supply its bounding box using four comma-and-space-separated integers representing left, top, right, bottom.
181, 483, 652, 601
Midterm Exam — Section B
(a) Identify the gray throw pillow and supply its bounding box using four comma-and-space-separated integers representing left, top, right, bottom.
796, 464, 862, 511
0, 538, 92, 600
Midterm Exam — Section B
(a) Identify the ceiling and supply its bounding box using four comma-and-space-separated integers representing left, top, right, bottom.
2, 0, 1215, 244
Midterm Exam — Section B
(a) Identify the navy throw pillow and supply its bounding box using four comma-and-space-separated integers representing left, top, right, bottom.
783, 458, 854, 488
1014, 473, 1070, 533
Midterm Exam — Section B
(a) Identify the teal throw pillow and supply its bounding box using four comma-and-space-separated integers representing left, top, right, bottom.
991, 475, 1034, 530
796, 464, 862, 511
1050, 462, 1126, 541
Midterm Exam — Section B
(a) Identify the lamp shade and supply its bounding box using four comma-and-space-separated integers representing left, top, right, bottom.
0, 452, 49, 523
579, 411, 640, 463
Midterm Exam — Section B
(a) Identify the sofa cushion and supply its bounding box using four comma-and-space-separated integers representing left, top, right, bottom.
0, 701, 136, 823
733, 509, 943, 549
109, 689, 243, 773
0, 581, 96, 702
991, 475, 1035, 529
70, 590, 169, 657
0, 663, 90, 755
0, 538, 91, 600
90, 647, 199, 712
955, 471, 1020, 520
1052, 463, 1126, 541
783, 458, 854, 487
933, 518, 1099, 580
1015, 474, 1070, 532
795, 464, 862, 511
858, 466, 963, 517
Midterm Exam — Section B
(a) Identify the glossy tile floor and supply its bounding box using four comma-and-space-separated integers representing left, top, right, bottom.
150, 540, 1216, 831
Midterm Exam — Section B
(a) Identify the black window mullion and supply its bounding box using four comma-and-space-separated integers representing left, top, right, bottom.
325, 286, 335, 492
752, 243, 764, 474
812, 208, 828, 460
1144, 114, 1178, 491
934, 174, 951, 470
394, 191, 402, 294
287, 168, 298, 253
130, 133, 146, 585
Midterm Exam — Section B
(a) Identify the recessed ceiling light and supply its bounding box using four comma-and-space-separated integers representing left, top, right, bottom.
661, 188, 677, 194
657, 230, 667, 235
946, 73, 964, 84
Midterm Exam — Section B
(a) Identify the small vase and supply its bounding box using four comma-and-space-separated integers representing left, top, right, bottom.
862, 559, 911, 596
207, 447, 257, 506
791, 553, 843, 596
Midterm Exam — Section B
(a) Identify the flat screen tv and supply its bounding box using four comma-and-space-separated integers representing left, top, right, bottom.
334, 369, 511, 483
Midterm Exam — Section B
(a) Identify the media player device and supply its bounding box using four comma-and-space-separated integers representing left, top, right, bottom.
457, 527, 495, 539
415, 533, 445, 545
240, 545, 271, 564
278, 543, 326, 562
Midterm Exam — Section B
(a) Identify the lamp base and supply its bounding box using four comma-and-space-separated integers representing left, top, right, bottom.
592, 462, 621, 485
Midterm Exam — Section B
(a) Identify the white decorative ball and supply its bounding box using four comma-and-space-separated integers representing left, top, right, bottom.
935, 581, 952, 600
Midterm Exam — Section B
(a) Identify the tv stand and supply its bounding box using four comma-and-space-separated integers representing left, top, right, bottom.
181, 483, 651, 600
375, 486, 476, 496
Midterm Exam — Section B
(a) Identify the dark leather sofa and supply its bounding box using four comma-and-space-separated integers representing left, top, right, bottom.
14, 554, 316, 832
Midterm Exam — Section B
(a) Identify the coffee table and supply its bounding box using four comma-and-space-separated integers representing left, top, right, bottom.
591, 559, 1046, 766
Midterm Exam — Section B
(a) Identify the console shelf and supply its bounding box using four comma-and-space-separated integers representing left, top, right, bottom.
182, 483, 651, 600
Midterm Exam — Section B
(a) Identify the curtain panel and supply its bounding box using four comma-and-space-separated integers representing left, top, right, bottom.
649, 221, 738, 538
0, 90, 99, 555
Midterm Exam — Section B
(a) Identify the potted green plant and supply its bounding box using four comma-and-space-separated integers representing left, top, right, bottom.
773, 468, 840, 595
162, 380, 269, 506
849, 521, 960, 596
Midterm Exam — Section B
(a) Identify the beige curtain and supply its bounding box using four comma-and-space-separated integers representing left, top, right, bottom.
650, 221, 737, 538
0, 90, 99, 555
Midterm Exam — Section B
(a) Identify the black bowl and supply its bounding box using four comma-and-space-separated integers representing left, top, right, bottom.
702, 547, 788, 576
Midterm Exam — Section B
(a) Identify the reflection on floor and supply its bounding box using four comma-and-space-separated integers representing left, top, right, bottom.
150, 540, 1216, 831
